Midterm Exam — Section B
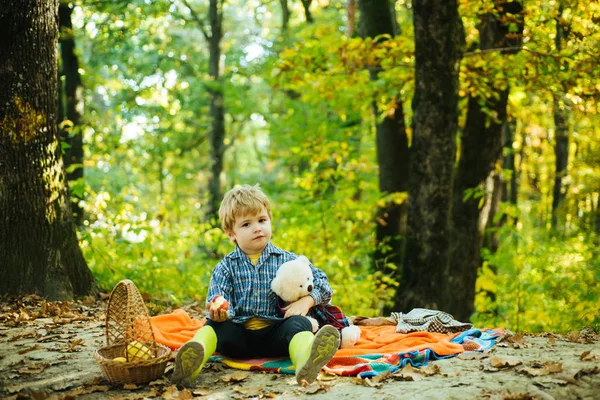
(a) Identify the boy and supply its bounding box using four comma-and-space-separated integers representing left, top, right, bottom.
171, 184, 340, 385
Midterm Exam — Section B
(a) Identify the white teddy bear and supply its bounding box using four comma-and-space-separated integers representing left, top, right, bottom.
271, 255, 361, 349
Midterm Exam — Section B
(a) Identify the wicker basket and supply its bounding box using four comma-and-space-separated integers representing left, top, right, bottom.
94, 279, 171, 384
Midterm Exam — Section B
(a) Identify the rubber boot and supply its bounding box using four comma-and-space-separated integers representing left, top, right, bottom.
289, 325, 340, 385
171, 326, 217, 385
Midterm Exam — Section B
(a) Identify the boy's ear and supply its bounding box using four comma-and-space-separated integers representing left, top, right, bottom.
225, 230, 236, 243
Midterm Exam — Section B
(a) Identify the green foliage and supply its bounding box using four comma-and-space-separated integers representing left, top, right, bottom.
65, 0, 600, 330
474, 203, 600, 332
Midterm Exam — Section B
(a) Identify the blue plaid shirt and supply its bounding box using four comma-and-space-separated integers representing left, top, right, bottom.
206, 242, 333, 324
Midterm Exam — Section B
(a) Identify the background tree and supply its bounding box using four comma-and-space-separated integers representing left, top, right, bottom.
551, 2, 570, 229
59, 0, 85, 226
396, 0, 464, 312
358, 0, 409, 281
182, 0, 226, 222
0, 0, 97, 300
447, 1, 524, 321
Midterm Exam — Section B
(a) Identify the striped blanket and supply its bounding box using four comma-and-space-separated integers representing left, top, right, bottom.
150, 309, 508, 378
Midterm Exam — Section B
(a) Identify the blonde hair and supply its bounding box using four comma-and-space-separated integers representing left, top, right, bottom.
219, 184, 272, 233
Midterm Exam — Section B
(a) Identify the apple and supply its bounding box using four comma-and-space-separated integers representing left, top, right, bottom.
211, 295, 229, 312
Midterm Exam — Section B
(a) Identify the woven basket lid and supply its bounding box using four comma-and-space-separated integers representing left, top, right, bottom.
105, 279, 157, 360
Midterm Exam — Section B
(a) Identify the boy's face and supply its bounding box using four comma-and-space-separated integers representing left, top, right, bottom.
227, 207, 272, 255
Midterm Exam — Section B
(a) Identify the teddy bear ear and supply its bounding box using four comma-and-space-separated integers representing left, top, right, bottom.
271, 276, 280, 294
297, 255, 310, 264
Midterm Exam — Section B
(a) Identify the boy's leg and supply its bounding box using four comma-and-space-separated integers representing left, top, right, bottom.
172, 320, 250, 384
261, 316, 340, 385
290, 325, 340, 385
171, 325, 217, 384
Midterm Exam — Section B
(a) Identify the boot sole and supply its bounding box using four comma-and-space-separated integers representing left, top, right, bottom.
171, 341, 204, 385
296, 325, 340, 385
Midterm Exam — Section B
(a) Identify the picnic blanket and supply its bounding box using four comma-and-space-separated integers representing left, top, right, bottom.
150, 309, 507, 378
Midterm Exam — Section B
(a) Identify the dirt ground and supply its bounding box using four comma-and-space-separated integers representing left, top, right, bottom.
1, 296, 599, 400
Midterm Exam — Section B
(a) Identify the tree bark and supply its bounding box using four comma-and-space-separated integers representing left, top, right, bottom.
204, 0, 226, 222
279, 0, 290, 33
0, 0, 97, 300
447, 1, 523, 321
301, 0, 313, 23
398, 0, 463, 312
347, 0, 357, 37
59, 1, 84, 226
551, 4, 569, 228
359, 0, 409, 279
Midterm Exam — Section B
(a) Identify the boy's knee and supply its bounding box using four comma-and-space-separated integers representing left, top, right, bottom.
287, 315, 313, 332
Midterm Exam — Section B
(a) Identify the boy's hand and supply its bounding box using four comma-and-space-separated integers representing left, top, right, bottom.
206, 302, 229, 322
283, 295, 315, 319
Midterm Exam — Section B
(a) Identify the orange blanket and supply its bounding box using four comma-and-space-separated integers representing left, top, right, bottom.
150, 309, 206, 349
150, 309, 464, 357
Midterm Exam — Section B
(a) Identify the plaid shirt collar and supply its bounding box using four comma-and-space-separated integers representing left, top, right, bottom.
226, 241, 284, 261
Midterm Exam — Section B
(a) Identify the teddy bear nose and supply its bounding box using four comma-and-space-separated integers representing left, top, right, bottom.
307, 284, 313, 292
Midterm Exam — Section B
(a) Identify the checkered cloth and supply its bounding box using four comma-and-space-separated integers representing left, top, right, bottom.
276, 297, 350, 333
308, 304, 351, 333
391, 308, 472, 334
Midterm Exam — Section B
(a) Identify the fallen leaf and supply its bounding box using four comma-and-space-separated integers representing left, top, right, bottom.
574, 366, 600, 379
580, 350, 597, 361
303, 381, 332, 394
508, 333, 526, 345
233, 385, 264, 397
458, 352, 488, 360
178, 388, 194, 399
317, 372, 338, 381
543, 361, 562, 373
192, 388, 212, 396
567, 331, 580, 343
18, 362, 49, 374
64, 338, 84, 352
221, 371, 249, 383
17, 344, 41, 355
161, 385, 181, 399
420, 364, 442, 376
391, 363, 423, 381
123, 383, 138, 390
519, 366, 550, 377
489, 355, 522, 368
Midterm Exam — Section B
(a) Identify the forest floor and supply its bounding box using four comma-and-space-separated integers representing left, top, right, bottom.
1, 296, 599, 400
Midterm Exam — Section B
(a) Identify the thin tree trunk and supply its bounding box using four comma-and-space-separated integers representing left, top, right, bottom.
347, 0, 357, 37
207, 0, 225, 222
502, 119, 518, 205
551, 4, 570, 228
447, 2, 523, 321
59, 1, 85, 225
301, 0, 313, 23
359, 0, 410, 280
398, 0, 463, 312
0, 0, 97, 299
279, 0, 290, 33
184, 0, 225, 221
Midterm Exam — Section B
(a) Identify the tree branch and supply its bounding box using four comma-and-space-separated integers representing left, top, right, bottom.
180, 0, 210, 41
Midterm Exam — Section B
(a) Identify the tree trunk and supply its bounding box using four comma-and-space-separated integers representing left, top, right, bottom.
301, 0, 313, 23
397, 0, 463, 312
279, 0, 290, 33
359, 0, 410, 279
447, 1, 523, 321
502, 119, 518, 205
207, 0, 225, 222
0, 0, 97, 300
347, 0, 357, 37
59, 1, 84, 226
551, 4, 569, 228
